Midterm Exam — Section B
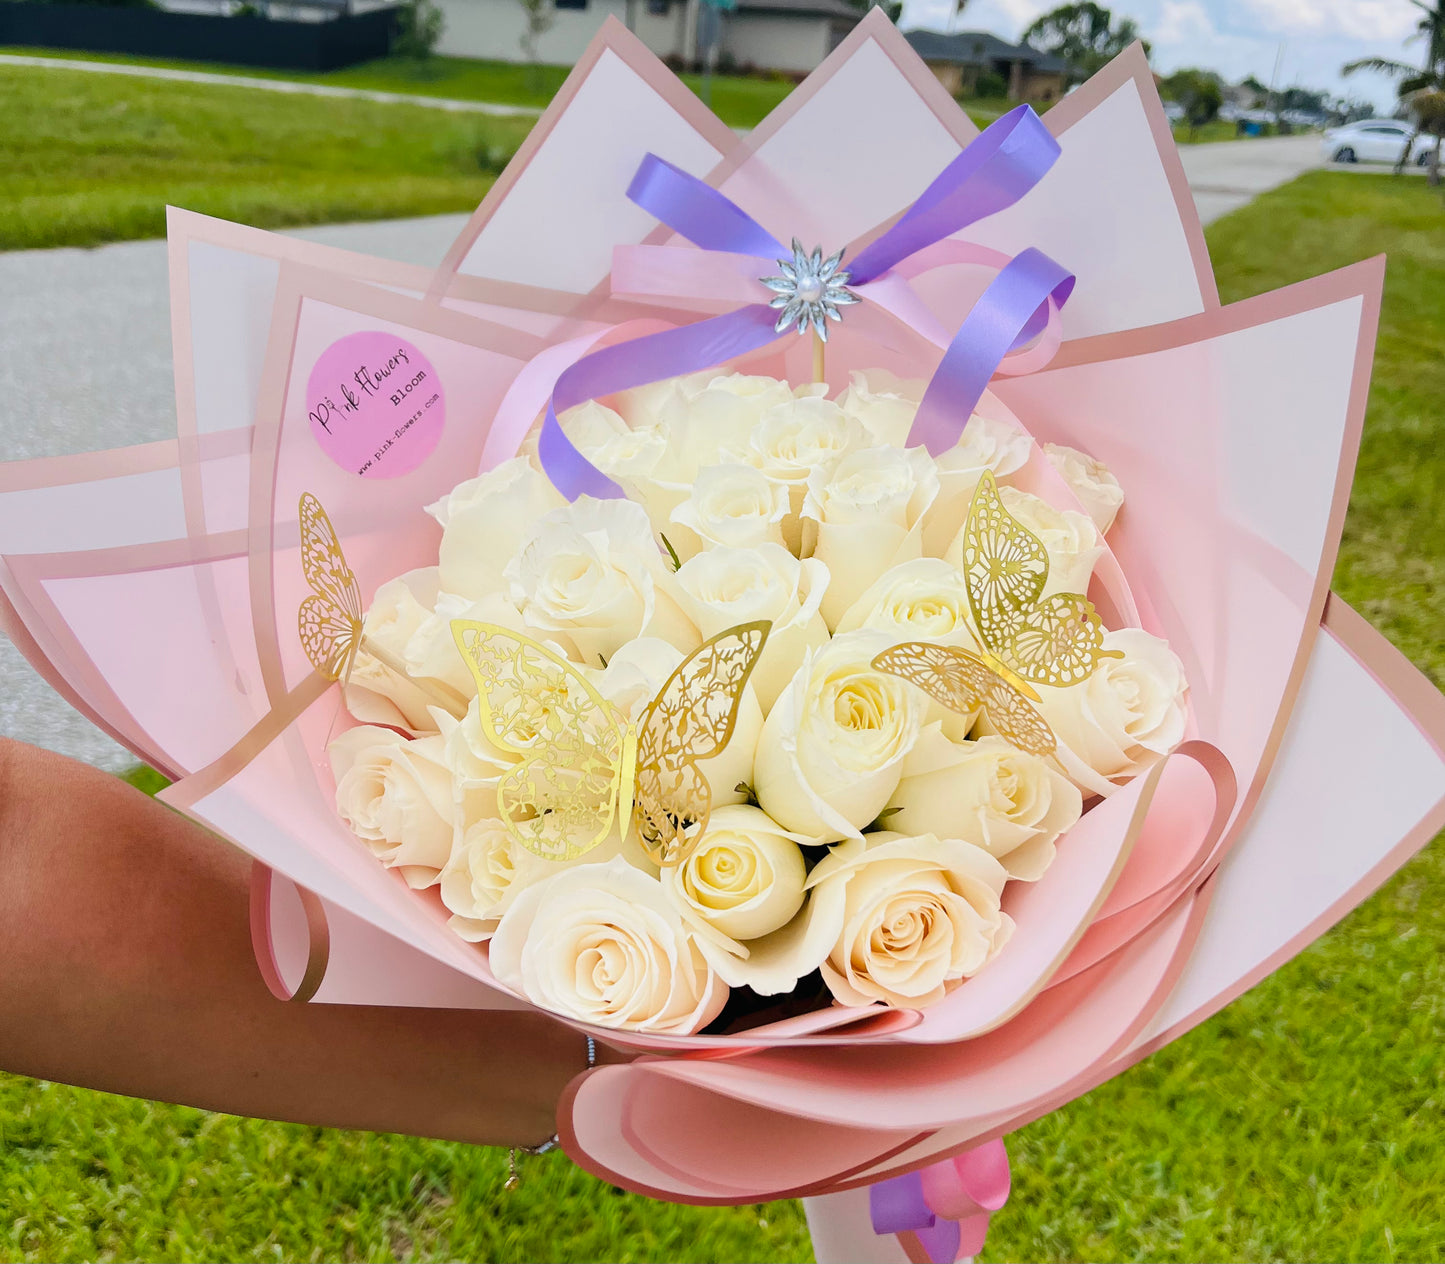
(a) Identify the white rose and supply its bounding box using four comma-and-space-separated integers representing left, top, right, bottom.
1035, 627, 1189, 785
506, 497, 699, 664
672, 544, 829, 712
562, 399, 668, 482
669, 463, 790, 556
597, 637, 762, 812
923, 413, 1034, 557
960, 486, 1103, 598
609, 371, 715, 430
1044, 443, 1125, 534
440, 813, 654, 942
329, 726, 455, 888
754, 630, 925, 842
427, 457, 566, 600
439, 817, 524, 941
802, 446, 939, 629
834, 557, 983, 740
806, 832, 1014, 1009
404, 590, 528, 702
343, 569, 464, 733
888, 731, 1082, 880
749, 396, 869, 491
626, 375, 793, 553
834, 369, 925, 448
835, 557, 978, 647
489, 857, 727, 1033
661, 804, 808, 943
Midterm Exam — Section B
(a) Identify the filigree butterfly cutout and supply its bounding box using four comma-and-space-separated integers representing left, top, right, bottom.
297, 492, 363, 682
872, 469, 1120, 754
451, 619, 770, 866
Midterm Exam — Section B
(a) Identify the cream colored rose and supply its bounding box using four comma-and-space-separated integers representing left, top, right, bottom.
329, 726, 455, 888
835, 369, 925, 448
802, 446, 939, 628
833, 557, 983, 740
439, 817, 523, 941
427, 457, 566, 600
404, 590, 527, 703
597, 637, 762, 812
561, 398, 667, 484
754, 630, 925, 841
1044, 443, 1124, 534
672, 544, 829, 712
439, 813, 651, 942
749, 396, 869, 492
888, 731, 1082, 880
489, 856, 727, 1033
669, 463, 790, 556
506, 497, 698, 664
988, 485, 1104, 597
661, 804, 807, 943
1035, 627, 1189, 785
806, 832, 1013, 1009
610, 371, 714, 430
835, 557, 977, 647
923, 413, 1034, 557
338, 572, 462, 736
941, 482, 1103, 600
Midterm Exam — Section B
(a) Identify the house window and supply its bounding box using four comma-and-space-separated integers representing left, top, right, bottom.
554, 0, 587, 9
647, 0, 669, 12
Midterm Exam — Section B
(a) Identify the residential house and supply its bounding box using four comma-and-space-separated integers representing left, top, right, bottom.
902, 29, 1069, 102
434, 0, 861, 75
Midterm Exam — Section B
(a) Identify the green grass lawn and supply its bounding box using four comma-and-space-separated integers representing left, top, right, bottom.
0, 62, 534, 251
1, 45, 1049, 134
0, 46, 800, 130
2, 176, 1443, 1262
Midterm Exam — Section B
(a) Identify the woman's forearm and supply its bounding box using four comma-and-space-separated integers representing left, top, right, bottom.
0, 737, 589, 1148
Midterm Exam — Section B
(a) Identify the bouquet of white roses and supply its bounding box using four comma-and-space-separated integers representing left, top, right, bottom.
327, 367, 1186, 1034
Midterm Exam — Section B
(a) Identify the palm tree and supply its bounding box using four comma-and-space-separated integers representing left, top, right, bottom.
1343, 0, 1445, 178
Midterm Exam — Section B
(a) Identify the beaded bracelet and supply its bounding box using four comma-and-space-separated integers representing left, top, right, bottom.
505, 1034, 597, 1190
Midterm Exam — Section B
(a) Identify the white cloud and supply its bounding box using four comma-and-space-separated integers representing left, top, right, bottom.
1231, 0, 1418, 42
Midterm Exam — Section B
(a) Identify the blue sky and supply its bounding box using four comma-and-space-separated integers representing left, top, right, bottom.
897, 0, 1428, 111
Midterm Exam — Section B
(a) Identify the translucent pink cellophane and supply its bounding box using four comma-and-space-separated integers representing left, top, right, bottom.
1, 13, 1442, 1208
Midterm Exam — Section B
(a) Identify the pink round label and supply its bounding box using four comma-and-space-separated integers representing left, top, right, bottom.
306, 331, 444, 478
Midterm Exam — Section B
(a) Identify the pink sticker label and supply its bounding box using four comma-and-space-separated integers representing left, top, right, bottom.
306, 331, 444, 478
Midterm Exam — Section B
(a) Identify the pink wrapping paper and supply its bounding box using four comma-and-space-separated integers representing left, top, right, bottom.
0, 12, 1440, 1217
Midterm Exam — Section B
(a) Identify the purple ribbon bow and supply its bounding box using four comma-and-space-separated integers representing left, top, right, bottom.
537, 105, 1074, 499
869, 1138, 1011, 1264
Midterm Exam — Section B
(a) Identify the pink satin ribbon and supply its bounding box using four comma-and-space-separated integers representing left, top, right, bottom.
869, 1138, 1011, 1264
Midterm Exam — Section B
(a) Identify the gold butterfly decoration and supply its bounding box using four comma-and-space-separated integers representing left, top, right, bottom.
298, 492, 363, 683
872, 470, 1120, 756
297, 494, 468, 715
451, 619, 769, 866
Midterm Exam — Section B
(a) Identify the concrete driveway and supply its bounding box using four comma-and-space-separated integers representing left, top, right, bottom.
1176, 134, 1324, 224
0, 133, 1325, 769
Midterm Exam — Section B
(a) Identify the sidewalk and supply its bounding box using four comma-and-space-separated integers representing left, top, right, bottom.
0, 52, 543, 116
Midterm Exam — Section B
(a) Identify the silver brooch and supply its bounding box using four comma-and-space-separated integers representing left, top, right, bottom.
761, 240, 860, 341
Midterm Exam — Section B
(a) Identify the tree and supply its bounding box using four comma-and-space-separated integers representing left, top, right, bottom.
1413, 89, 1445, 184
1021, 2, 1150, 77
1161, 68, 1223, 136
518, 0, 554, 87
392, 0, 445, 64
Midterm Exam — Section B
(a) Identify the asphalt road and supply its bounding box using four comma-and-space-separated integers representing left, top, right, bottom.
0, 134, 1325, 769
1175, 133, 1325, 224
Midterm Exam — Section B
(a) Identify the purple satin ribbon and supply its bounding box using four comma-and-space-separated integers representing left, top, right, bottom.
538, 105, 1072, 500
869, 1139, 1011, 1264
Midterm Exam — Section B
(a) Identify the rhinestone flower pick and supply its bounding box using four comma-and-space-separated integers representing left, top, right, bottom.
761, 239, 860, 340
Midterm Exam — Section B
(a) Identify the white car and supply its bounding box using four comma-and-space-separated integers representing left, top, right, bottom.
1321, 119, 1431, 165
